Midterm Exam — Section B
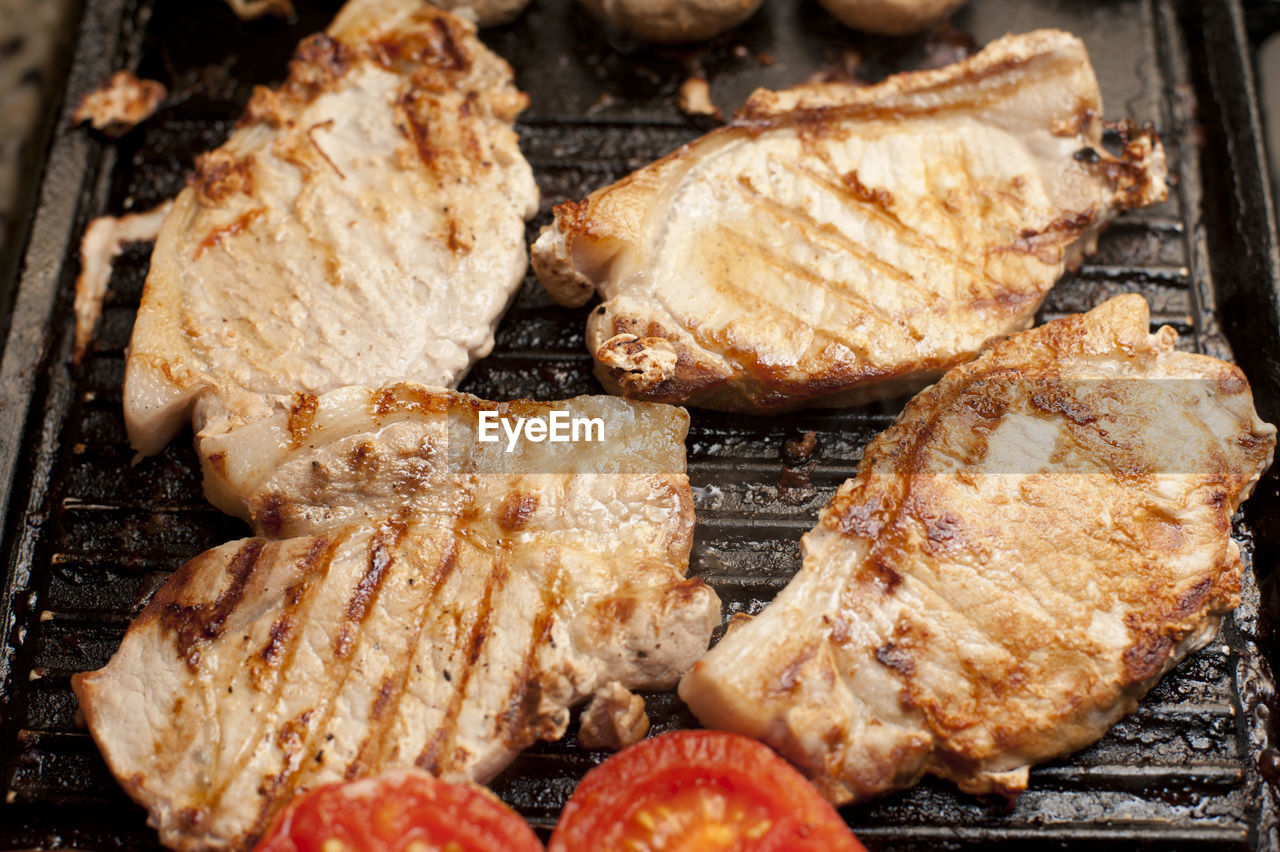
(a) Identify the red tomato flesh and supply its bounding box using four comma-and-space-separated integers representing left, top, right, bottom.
253, 768, 543, 852
549, 730, 867, 852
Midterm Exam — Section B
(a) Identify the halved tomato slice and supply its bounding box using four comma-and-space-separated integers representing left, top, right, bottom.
253, 768, 544, 852
549, 730, 866, 852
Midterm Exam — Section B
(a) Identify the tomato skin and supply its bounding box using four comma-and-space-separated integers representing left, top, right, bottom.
253, 768, 543, 852
549, 730, 867, 852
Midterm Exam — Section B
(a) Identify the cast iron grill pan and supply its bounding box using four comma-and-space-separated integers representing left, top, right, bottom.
0, 0, 1278, 849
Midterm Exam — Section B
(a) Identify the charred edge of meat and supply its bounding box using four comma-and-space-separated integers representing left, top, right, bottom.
190, 151, 255, 205
157, 541, 266, 672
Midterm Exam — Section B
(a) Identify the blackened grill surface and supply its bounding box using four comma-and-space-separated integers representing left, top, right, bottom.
0, 0, 1278, 849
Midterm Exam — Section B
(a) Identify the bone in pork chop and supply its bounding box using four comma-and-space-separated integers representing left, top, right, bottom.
124, 0, 538, 458
532, 30, 1168, 413
74, 384, 721, 852
679, 295, 1275, 804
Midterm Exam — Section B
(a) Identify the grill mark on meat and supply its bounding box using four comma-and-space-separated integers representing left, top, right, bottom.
369, 14, 473, 81
729, 178, 926, 296
700, 228, 870, 361
161, 540, 265, 672
431, 15, 468, 71
398, 91, 439, 169
257, 615, 294, 673
416, 555, 508, 775
369, 383, 451, 420
237, 521, 414, 838
1121, 630, 1176, 684
498, 553, 566, 748
343, 676, 399, 782
875, 642, 914, 676
349, 441, 380, 475
1001, 211, 1095, 264
371, 676, 398, 722
285, 33, 354, 106
206, 450, 228, 479
176, 807, 210, 835
498, 493, 537, 532
287, 392, 320, 449
239, 707, 321, 844
345, 514, 468, 782
1175, 576, 1214, 619
447, 218, 472, 253
917, 505, 964, 555
785, 158, 1004, 292
867, 555, 903, 592
738, 53, 1076, 133
335, 515, 409, 659
395, 88, 491, 177
191, 151, 255, 205
257, 493, 285, 538
1029, 381, 1098, 425
201, 535, 340, 830
725, 226, 897, 326
371, 386, 399, 418
251, 539, 334, 678
841, 169, 896, 210
193, 207, 265, 259
828, 482, 895, 539
459, 94, 485, 165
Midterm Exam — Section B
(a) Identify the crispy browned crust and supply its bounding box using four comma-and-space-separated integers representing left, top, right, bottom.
78, 384, 717, 851
234, 14, 527, 162
680, 295, 1276, 804
824, 297, 1270, 785
124, 0, 538, 458
533, 30, 1170, 414
73, 70, 167, 136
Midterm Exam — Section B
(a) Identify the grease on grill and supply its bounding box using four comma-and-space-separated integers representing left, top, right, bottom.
778, 431, 819, 506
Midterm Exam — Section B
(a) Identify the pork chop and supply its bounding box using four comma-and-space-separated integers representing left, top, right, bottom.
678, 295, 1275, 804
74, 384, 720, 851
124, 0, 538, 457
531, 30, 1167, 412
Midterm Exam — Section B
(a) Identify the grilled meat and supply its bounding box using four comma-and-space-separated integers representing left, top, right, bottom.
73, 70, 167, 137
196, 382, 698, 533
679, 295, 1275, 804
577, 681, 651, 750
124, 0, 538, 458
74, 384, 720, 852
73, 201, 172, 362
532, 30, 1167, 413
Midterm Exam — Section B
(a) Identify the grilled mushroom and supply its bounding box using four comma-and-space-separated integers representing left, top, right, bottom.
578, 0, 764, 43
816, 0, 966, 35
